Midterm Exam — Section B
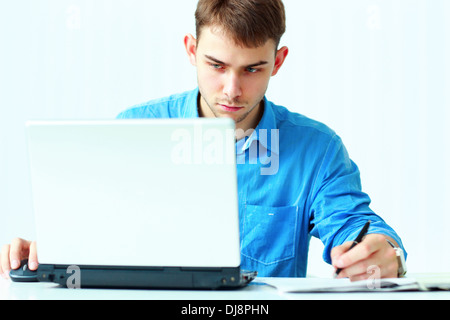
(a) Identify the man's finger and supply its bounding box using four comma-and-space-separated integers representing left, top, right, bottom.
330, 241, 353, 265
0, 244, 11, 278
334, 235, 381, 269
28, 241, 38, 271
10, 238, 30, 270
11, 238, 33, 268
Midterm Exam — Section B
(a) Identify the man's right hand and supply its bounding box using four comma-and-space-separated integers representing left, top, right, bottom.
0, 238, 38, 279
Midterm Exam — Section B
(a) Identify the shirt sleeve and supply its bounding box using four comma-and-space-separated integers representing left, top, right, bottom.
116, 107, 158, 119
308, 134, 406, 264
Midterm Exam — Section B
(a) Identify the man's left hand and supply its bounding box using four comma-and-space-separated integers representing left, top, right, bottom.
331, 234, 399, 281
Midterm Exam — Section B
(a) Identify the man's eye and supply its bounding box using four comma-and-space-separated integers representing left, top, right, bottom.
246, 67, 259, 73
210, 63, 223, 70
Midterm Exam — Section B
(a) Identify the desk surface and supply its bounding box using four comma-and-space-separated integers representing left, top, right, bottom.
1, 277, 450, 300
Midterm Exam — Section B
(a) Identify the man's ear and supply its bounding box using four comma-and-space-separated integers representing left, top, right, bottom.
184, 34, 197, 66
271, 46, 289, 76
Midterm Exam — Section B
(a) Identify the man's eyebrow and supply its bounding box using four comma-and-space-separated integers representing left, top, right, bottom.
204, 55, 268, 68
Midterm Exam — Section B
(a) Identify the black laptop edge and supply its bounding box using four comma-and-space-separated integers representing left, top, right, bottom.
37, 264, 257, 290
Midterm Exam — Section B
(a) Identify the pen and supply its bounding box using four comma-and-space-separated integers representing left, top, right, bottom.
334, 220, 371, 277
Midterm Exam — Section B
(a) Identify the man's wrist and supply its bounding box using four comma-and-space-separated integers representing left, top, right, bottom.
386, 238, 407, 278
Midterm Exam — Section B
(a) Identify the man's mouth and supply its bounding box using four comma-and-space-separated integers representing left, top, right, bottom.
219, 104, 244, 112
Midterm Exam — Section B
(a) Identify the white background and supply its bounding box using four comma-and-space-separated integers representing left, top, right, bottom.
1, 0, 449, 277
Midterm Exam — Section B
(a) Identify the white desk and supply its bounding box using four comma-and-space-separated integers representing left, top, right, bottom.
1, 277, 449, 300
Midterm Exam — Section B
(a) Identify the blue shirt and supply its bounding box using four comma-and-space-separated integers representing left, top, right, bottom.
117, 88, 406, 277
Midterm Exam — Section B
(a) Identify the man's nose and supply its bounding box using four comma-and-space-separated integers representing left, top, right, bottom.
223, 72, 242, 101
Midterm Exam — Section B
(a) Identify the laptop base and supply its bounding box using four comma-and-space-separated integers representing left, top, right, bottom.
37, 264, 256, 290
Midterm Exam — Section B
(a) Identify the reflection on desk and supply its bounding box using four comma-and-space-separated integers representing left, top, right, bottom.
2, 276, 450, 301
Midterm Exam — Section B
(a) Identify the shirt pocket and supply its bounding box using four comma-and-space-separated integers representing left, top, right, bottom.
241, 205, 298, 265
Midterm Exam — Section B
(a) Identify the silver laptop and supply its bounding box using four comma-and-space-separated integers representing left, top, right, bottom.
25, 118, 256, 289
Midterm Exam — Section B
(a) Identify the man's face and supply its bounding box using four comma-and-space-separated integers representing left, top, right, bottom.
185, 27, 288, 132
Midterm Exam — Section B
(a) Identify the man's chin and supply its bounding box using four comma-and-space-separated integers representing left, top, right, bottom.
217, 113, 246, 124
211, 109, 239, 121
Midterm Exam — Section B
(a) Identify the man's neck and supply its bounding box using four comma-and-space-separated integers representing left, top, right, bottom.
235, 100, 264, 140
197, 94, 265, 141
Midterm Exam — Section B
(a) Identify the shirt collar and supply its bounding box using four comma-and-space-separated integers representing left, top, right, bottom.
238, 96, 279, 155
182, 87, 201, 118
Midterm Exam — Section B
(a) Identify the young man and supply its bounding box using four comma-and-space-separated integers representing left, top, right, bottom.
1, 0, 406, 280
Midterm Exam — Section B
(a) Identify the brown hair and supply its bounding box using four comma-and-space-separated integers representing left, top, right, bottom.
195, 0, 286, 49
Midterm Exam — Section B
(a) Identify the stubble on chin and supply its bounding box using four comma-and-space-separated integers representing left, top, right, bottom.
199, 94, 262, 125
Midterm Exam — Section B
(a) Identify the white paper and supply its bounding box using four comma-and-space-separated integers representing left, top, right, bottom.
257, 277, 420, 293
